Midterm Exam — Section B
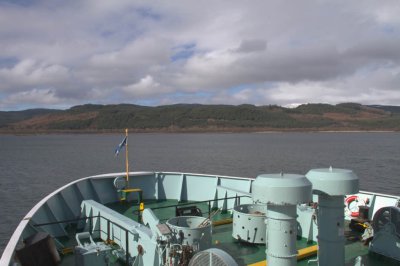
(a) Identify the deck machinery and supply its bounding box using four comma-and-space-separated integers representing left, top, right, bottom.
252, 173, 312, 266
71, 168, 400, 266
306, 168, 359, 266
13, 168, 400, 266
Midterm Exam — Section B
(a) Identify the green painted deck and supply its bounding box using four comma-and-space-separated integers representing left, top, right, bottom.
57, 199, 400, 266
210, 223, 316, 265
106, 199, 317, 265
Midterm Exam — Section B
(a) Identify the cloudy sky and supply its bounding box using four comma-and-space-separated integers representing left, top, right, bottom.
1, 0, 400, 110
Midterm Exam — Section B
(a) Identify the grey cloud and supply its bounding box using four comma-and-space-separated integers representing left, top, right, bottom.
344, 38, 400, 64
236, 39, 267, 53
1, 0, 400, 110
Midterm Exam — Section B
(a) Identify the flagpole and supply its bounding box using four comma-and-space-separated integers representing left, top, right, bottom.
125, 128, 129, 185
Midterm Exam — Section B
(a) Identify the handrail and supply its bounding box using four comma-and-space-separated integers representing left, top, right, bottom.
149, 195, 250, 211
34, 213, 133, 266
1, 171, 253, 265
31, 195, 250, 265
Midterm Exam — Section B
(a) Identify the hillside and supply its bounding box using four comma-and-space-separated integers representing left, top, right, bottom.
1, 103, 400, 133
0, 109, 61, 127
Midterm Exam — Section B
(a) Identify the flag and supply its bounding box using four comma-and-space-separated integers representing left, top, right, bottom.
114, 136, 127, 156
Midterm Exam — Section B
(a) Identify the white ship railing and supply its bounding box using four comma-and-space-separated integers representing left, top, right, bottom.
1, 171, 399, 265
0, 171, 252, 265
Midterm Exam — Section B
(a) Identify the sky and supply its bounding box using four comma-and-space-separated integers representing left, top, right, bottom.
1, 0, 400, 110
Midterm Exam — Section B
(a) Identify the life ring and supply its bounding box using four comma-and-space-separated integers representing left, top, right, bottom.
345, 195, 365, 217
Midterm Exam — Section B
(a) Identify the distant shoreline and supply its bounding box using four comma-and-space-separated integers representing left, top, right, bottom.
1, 103, 400, 133
0, 128, 398, 135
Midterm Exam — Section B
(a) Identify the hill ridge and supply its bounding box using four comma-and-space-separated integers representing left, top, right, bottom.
1, 103, 399, 133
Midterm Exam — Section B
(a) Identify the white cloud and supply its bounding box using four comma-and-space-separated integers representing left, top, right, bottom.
123, 75, 166, 97
0, 59, 69, 91
1, 1, 400, 109
88, 38, 170, 69
0, 89, 61, 109
365, 2, 400, 25
254, 70, 400, 106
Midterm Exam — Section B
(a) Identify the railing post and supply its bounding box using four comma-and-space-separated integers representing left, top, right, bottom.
235, 194, 238, 207
107, 220, 110, 242
208, 200, 211, 218
125, 230, 129, 266
98, 213, 101, 238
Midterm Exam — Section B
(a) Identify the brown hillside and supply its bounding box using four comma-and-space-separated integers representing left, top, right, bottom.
11, 112, 98, 129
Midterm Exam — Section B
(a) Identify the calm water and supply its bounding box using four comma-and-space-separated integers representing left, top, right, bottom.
1, 132, 399, 255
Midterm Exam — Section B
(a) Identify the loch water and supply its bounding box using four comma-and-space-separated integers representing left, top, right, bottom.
1, 132, 399, 255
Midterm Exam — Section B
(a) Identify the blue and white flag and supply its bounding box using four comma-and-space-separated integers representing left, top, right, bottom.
114, 136, 127, 156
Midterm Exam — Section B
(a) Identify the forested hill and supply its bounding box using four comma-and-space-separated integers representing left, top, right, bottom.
1, 103, 400, 133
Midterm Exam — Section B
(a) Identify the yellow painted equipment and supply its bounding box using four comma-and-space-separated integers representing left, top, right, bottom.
247, 245, 318, 266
